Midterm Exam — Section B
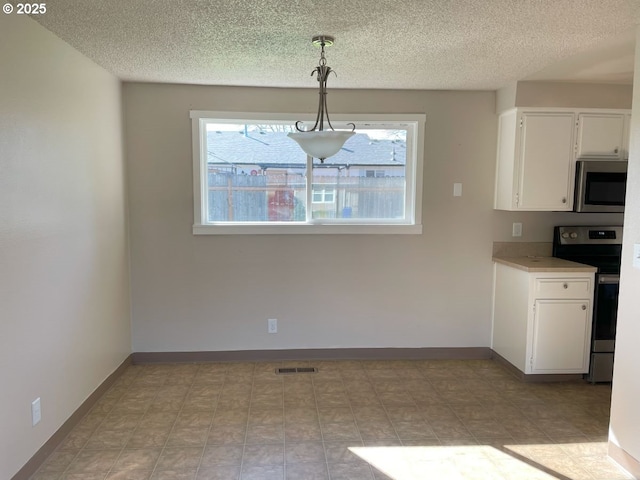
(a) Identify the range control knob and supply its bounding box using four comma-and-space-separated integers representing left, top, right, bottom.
570, 232, 578, 239
561, 232, 570, 239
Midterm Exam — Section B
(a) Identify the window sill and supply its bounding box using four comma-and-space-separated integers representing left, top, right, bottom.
192, 223, 423, 235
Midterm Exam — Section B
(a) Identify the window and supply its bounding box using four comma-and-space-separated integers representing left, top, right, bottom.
312, 188, 336, 204
365, 170, 386, 178
191, 112, 424, 234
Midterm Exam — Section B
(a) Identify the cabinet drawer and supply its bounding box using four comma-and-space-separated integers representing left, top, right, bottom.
534, 278, 592, 299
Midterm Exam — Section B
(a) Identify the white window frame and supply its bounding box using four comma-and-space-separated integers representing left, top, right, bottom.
190, 111, 425, 235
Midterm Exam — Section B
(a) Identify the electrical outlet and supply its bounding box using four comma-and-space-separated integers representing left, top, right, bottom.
512, 222, 523, 237
268, 318, 278, 334
633, 243, 640, 269
31, 397, 41, 426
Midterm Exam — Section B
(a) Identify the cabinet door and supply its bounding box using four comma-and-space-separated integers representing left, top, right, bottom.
531, 299, 591, 374
577, 113, 625, 159
518, 113, 575, 210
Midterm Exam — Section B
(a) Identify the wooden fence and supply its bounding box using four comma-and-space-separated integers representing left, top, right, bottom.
207, 173, 404, 221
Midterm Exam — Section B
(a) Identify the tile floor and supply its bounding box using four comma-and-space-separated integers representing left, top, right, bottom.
30, 359, 634, 480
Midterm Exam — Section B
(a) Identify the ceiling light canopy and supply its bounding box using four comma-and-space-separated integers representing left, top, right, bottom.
288, 35, 355, 162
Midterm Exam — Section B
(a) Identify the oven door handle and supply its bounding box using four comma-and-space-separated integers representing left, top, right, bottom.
598, 274, 620, 284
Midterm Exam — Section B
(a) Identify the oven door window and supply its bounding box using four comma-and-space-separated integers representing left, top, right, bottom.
585, 172, 627, 206
594, 278, 619, 342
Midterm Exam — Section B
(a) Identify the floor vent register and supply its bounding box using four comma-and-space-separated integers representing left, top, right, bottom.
275, 367, 318, 375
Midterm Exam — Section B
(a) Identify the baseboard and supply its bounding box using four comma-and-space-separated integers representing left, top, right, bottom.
132, 347, 492, 364
491, 350, 584, 382
609, 441, 640, 479
11, 355, 133, 480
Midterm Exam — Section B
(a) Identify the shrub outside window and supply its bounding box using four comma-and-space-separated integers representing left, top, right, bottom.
191, 112, 424, 234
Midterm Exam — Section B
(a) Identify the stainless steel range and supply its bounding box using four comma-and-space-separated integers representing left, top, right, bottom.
553, 226, 623, 383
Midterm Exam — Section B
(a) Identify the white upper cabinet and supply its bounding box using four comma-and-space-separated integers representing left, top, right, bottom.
495, 109, 575, 211
518, 112, 576, 210
494, 108, 631, 211
577, 113, 626, 159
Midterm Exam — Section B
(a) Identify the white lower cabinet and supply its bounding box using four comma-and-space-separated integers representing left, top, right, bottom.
492, 263, 594, 375
531, 299, 591, 372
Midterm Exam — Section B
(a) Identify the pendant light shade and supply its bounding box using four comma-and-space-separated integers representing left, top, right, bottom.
288, 130, 355, 160
288, 35, 355, 162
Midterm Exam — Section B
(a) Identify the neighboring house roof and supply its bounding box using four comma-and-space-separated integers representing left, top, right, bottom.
206, 130, 406, 170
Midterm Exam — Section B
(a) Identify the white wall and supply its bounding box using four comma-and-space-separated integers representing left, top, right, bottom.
608, 27, 640, 471
124, 84, 499, 352
0, 16, 131, 479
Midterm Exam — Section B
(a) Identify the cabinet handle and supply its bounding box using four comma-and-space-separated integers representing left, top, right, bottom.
614, 147, 619, 154
582, 305, 587, 310
563, 283, 568, 289
562, 197, 567, 204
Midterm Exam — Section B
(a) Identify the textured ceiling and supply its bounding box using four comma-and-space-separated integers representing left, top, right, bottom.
33, 0, 640, 90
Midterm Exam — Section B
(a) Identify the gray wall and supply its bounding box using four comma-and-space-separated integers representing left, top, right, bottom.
0, 16, 131, 479
124, 83, 631, 354
515, 81, 633, 109
496, 81, 633, 112
123, 84, 499, 352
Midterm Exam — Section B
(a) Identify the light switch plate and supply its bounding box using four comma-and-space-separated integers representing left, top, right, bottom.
453, 183, 462, 197
634, 243, 640, 269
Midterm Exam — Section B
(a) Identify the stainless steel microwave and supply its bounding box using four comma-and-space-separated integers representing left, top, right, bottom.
574, 160, 627, 213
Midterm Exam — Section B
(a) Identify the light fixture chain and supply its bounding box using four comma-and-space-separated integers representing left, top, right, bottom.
319, 41, 327, 67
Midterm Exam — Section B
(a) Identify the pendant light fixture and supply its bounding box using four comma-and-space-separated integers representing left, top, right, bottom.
288, 35, 355, 163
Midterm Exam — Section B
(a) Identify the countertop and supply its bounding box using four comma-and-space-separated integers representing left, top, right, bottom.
492, 256, 597, 273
